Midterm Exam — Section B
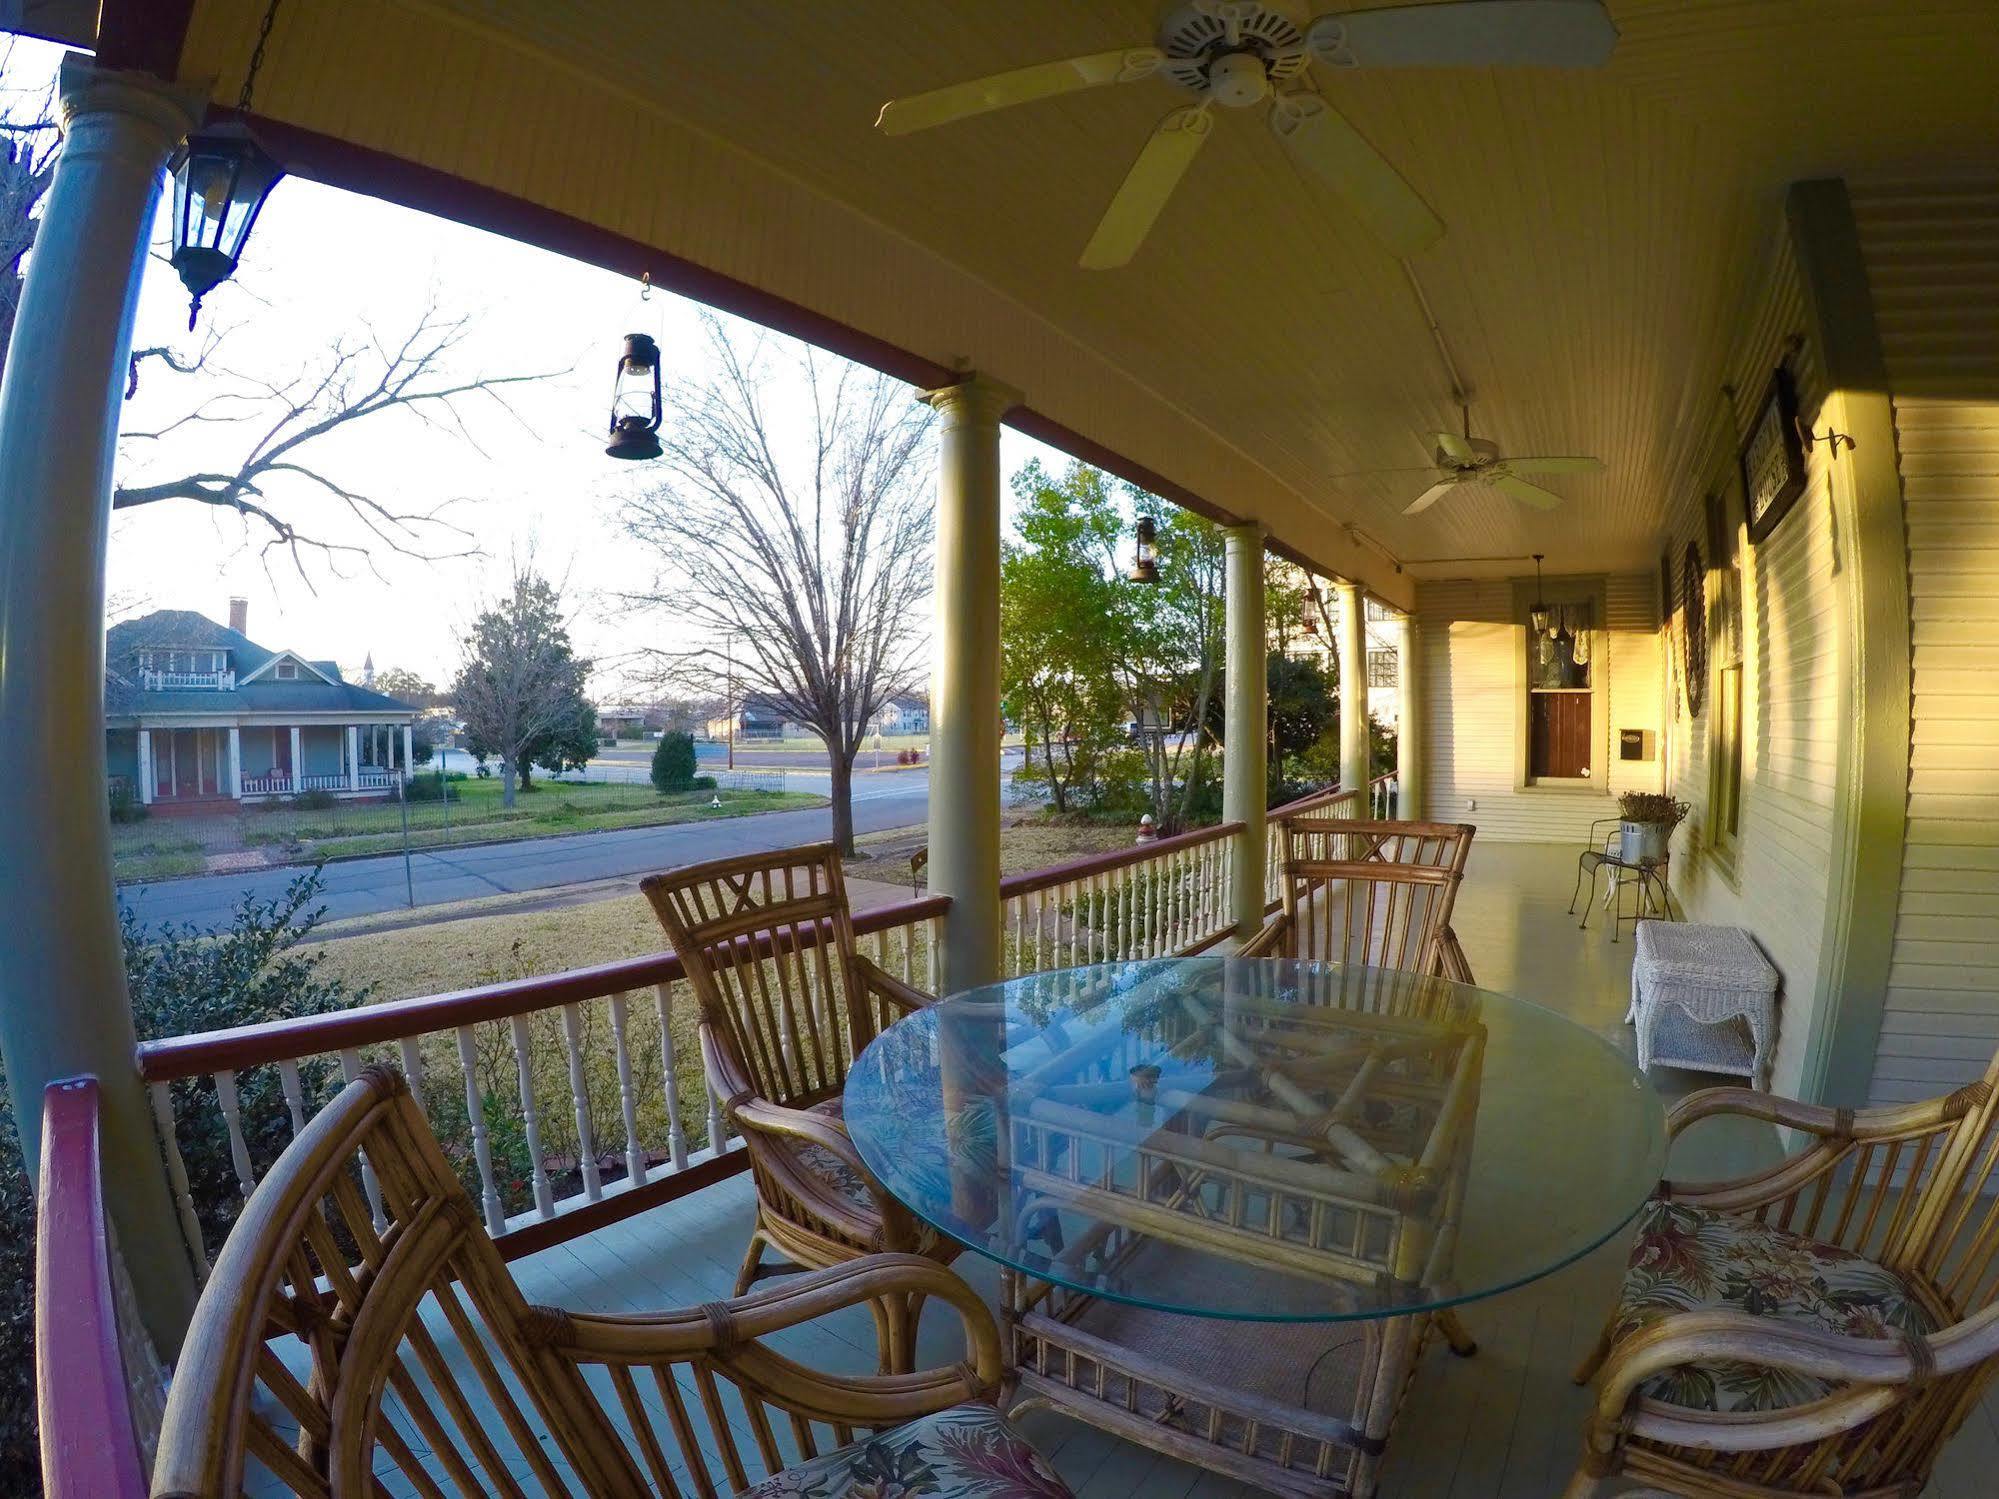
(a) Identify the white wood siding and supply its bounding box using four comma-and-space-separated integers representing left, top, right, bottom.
1418, 573, 1661, 845
1852, 175, 1999, 1106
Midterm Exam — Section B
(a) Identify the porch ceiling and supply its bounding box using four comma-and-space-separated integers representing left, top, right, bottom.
153, 2, 1999, 599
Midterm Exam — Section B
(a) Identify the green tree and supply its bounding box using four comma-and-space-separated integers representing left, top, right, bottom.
651, 730, 697, 793
453, 563, 593, 806
372, 666, 436, 706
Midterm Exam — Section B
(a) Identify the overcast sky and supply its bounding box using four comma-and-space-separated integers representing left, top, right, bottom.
5, 36, 1071, 700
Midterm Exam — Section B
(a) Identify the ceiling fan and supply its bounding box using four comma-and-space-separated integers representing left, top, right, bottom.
874, 1, 1619, 268
1351, 409, 1604, 513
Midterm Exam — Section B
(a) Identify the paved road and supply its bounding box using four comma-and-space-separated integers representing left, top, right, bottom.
121, 773, 939, 933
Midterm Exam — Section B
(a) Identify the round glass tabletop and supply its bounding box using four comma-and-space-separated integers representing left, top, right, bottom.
843, 958, 1665, 1322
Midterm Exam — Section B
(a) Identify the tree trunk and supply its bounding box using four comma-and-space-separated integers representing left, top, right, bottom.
828, 751, 857, 857
1039, 720, 1067, 813
500, 757, 517, 808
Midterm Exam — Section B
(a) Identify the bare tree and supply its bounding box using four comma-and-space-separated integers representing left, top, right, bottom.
114, 305, 560, 581
0, 50, 58, 363
620, 316, 935, 855
451, 560, 593, 808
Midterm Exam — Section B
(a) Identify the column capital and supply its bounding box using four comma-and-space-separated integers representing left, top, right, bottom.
1223, 522, 1267, 549
918, 372, 1022, 426
57, 55, 204, 147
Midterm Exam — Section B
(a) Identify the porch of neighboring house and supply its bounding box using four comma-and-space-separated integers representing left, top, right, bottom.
109, 720, 414, 804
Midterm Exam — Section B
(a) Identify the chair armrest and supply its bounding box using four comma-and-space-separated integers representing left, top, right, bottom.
1237, 912, 1290, 958
731, 1096, 905, 1246
545, 1254, 1004, 1424
853, 953, 936, 1015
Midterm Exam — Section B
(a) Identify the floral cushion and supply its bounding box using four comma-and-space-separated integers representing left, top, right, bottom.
792, 1099, 945, 1257
741, 1402, 1072, 1498
1613, 1199, 1934, 1412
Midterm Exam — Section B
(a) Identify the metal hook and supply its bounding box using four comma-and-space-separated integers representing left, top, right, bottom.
1794, 415, 1855, 460
639, 270, 652, 302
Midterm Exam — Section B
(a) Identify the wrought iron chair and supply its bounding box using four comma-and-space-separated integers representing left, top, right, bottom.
1241, 816, 1478, 982
152, 1067, 1069, 1499
641, 843, 953, 1370
1566, 1050, 1999, 1497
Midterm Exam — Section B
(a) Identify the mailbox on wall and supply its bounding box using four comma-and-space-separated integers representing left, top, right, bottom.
1619, 729, 1655, 762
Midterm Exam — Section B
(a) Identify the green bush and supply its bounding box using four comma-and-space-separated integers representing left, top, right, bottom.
691, 774, 717, 791
108, 779, 147, 824
289, 788, 338, 811
404, 772, 464, 802
651, 730, 697, 793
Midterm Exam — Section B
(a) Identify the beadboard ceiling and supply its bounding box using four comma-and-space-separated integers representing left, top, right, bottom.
168, 1, 1999, 600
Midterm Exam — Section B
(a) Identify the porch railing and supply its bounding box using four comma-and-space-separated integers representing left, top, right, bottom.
239, 773, 291, 795
135, 895, 947, 1273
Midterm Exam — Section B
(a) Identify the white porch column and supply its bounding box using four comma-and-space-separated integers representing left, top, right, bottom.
1395, 613, 1423, 819
1336, 581, 1370, 796
919, 374, 1018, 994
402, 722, 414, 779
1223, 526, 1268, 935
289, 725, 303, 789
0, 58, 202, 1347
226, 726, 243, 798
136, 727, 154, 804
346, 725, 361, 789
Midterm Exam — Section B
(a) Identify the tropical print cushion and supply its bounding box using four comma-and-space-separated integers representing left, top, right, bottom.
793, 1099, 948, 1257
740, 1402, 1073, 1498
1613, 1198, 1934, 1412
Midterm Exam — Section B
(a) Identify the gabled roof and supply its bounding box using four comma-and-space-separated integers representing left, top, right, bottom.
104, 610, 415, 722
239, 650, 340, 686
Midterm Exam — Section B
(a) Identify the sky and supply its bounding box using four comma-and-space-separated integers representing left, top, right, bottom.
4, 36, 1073, 701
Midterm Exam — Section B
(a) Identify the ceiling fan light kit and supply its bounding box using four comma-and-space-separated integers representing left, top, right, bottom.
874, 1, 1619, 268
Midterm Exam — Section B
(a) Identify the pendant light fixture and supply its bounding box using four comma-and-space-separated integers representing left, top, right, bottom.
1528, 554, 1551, 637
1128, 515, 1161, 584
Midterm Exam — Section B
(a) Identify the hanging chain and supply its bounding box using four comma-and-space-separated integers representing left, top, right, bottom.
236, 0, 284, 113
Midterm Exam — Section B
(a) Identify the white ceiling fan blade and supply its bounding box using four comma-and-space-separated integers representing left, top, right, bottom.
1504, 454, 1604, 475
1403, 478, 1461, 515
1327, 466, 1441, 478
1491, 472, 1566, 510
1269, 92, 1443, 255
877, 47, 1165, 135
1079, 106, 1212, 270
1432, 430, 1476, 464
1307, 2, 1618, 70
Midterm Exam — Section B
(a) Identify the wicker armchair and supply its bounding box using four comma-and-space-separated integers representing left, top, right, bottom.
152, 1068, 1071, 1499
1565, 1051, 1999, 1498
1242, 816, 1478, 982
642, 843, 953, 1370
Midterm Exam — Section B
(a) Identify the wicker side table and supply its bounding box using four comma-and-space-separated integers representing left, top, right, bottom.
1627, 921, 1779, 1088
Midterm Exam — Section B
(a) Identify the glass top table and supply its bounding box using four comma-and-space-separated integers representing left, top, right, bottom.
843, 958, 1665, 1322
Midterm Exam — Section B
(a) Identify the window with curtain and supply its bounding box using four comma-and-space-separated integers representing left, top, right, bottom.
1528, 598, 1596, 780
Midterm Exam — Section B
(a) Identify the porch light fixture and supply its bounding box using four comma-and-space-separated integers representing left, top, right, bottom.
1528, 553, 1552, 637
1128, 515, 1161, 584
606, 332, 664, 461
168, 0, 285, 330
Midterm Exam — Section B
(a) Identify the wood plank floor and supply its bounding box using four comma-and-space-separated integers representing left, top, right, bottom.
489, 842, 1999, 1497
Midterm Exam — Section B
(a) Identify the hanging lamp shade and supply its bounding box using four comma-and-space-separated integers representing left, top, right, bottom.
1528, 553, 1552, 635
167, 119, 283, 330
606, 333, 664, 460
1128, 515, 1161, 584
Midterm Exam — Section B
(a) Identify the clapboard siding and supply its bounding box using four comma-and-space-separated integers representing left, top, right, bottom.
1855, 173, 1999, 1107
1418, 574, 1661, 844
1657, 221, 1844, 1101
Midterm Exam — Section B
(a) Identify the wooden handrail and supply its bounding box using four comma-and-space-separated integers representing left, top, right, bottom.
137, 893, 951, 1082
998, 819, 1244, 900
36, 1077, 150, 1499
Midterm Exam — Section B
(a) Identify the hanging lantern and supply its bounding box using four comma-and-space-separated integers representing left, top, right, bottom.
1128, 515, 1161, 584
606, 333, 664, 461
1300, 584, 1323, 635
1528, 553, 1552, 636
168, 0, 286, 330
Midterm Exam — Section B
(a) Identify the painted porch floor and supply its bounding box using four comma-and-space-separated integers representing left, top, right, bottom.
492, 840, 1999, 1497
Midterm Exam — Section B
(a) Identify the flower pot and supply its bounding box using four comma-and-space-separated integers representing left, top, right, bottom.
1619, 819, 1670, 864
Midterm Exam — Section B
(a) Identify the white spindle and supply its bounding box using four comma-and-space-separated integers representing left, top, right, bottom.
655, 982, 690, 1171
508, 1015, 556, 1217
149, 1081, 210, 1276
1117, 868, 1132, 959
338, 1049, 388, 1230
212, 1069, 257, 1197
396, 1037, 426, 1111
454, 1025, 505, 1234
705, 1074, 727, 1156
607, 992, 647, 1187
277, 1058, 307, 1136
927, 914, 943, 994
559, 1003, 603, 1201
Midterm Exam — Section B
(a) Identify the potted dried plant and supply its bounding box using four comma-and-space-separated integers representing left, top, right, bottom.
1617, 791, 1690, 864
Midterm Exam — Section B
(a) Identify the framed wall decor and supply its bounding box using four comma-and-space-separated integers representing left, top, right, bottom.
1739, 362, 1807, 545
1682, 541, 1707, 718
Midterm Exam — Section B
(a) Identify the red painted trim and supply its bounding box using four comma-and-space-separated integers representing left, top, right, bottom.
95, 0, 198, 77
36, 1077, 150, 1499
998, 820, 1243, 900
136, 893, 950, 1081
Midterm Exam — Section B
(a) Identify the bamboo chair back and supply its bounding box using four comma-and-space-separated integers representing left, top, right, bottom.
642, 843, 883, 1110
152, 1068, 985, 1499
1272, 817, 1475, 975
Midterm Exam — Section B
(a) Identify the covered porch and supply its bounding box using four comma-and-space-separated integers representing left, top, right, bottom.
7, 2, 1999, 1497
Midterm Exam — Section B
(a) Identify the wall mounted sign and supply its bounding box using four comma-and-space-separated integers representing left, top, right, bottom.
1740, 363, 1807, 545
1682, 542, 1707, 718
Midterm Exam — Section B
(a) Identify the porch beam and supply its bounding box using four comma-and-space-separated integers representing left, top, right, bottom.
0, 57, 202, 1349
1396, 612, 1423, 819
1336, 582, 1370, 796
919, 373, 1018, 994
1222, 526, 1267, 935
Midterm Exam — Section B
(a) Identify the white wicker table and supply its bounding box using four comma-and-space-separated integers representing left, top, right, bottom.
1628, 921, 1779, 1088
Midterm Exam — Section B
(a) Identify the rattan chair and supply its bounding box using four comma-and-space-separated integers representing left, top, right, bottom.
641, 843, 953, 1370
152, 1067, 1070, 1499
1241, 816, 1478, 982
1565, 1051, 1999, 1498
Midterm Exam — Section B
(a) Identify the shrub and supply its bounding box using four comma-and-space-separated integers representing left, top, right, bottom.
107, 778, 147, 823
691, 775, 717, 791
0, 1087, 34, 1495
289, 788, 337, 811
650, 730, 697, 794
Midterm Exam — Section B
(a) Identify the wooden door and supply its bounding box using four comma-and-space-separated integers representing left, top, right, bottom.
1529, 692, 1591, 779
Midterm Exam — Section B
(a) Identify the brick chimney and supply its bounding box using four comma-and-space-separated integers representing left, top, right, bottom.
227, 596, 248, 635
